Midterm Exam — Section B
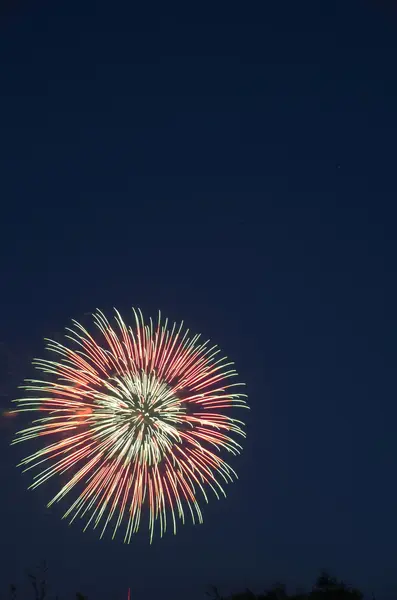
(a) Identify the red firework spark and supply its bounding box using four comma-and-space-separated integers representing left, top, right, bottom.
12, 308, 248, 542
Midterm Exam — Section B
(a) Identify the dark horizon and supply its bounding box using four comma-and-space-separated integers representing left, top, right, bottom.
1, 2, 397, 600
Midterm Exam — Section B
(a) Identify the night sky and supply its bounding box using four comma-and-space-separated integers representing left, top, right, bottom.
1, 2, 397, 600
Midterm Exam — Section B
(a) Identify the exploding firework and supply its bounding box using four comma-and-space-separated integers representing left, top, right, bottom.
12, 308, 248, 542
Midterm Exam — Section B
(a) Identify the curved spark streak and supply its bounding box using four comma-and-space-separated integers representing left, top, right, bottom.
12, 308, 248, 542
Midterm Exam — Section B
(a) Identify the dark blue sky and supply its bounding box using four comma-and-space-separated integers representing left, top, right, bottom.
1, 2, 397, 600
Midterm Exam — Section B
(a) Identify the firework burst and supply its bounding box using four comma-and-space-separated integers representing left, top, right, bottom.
12, 308, 248, 542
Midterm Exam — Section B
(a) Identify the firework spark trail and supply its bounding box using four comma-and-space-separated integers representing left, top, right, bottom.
12, 308, 248, 542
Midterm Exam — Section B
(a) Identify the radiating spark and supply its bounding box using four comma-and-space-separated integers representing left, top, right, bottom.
12, 308, 248, 542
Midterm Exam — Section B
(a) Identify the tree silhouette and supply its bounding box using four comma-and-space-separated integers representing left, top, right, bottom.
208, 573, 364, 600
312, 572, 363, 600
27, 562, 48, 600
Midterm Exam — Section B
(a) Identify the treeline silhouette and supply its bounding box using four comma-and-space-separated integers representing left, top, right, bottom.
6, 564, 367, 600
206, 572, 364, 600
